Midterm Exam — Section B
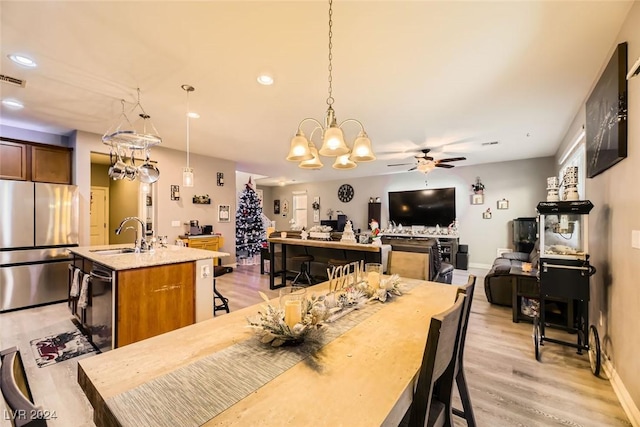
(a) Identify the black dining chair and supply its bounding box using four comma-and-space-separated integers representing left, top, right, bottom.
0, 346, 47, 427
401, 293, 466, 427
452, 275, 477, 426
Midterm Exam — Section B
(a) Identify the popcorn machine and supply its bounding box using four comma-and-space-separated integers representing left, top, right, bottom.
534, 200, 600, 376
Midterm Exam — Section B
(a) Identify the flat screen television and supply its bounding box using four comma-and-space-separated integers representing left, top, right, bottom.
388, 187, 456, 227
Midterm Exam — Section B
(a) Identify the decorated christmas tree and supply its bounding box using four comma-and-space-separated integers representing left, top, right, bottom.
236, 178, 265, 262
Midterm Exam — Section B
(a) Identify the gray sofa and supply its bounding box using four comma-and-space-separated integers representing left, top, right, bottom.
484, 246, 539, 306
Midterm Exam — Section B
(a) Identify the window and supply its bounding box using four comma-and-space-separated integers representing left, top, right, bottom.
292, 191, 307, 229
559, 140, 585, 200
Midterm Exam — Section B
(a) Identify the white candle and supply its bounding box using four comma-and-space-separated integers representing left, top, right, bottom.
368, 272, 380, 290
284, 300, 302, 329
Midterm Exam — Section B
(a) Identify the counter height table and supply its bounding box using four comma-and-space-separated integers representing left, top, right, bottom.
78, 277, 458, 427
267, 237, 391, 289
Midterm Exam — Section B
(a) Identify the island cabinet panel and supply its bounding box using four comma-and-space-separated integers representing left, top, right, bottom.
116, 262, 195, 347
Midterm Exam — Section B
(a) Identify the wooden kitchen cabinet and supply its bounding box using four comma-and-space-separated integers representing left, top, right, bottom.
0, 139, 28, 180
179, 235, 225, 264
0, 137, 72, 183
31, 144, 72, 184
117, 262, 195, 347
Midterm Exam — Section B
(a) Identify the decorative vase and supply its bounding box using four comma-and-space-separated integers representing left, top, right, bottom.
372, 237, 382, 246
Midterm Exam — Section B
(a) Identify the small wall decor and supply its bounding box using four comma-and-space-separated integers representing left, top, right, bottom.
170, 185, 180, 201
312, 196, 320, 223
471, 176, 485, 194
193, 194, 211, 204
218, 204, 230, 222
497, 199, 509, 210
217, 172, 224, 186
483, 208, 492, 219
274, 199, 280, 215
471, 194, 484, 205
282, 199, 289, 215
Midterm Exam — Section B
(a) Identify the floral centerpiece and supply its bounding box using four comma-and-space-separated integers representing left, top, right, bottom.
367, 274, 403, 302
247, 292, 326, 347
247, 275, 404, 346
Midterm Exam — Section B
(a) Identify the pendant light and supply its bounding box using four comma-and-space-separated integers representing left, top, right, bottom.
286, 0, 375, 169
182, 84, 195, 187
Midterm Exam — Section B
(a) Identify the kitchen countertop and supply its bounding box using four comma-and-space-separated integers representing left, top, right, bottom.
267, 237, 387, 252
68, 244, 229, 271
178, 234, 223, 239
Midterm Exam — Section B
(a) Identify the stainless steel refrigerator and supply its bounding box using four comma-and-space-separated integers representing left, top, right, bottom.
0, 180, 79, 311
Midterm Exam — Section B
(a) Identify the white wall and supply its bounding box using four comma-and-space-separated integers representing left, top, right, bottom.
557, 2, 640, 420
71, 130, 238, 263
269, 156, 554, 267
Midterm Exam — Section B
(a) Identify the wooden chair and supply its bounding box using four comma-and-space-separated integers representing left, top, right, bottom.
402, 294, 466, 427
0, 347, 47, 427
452, 275, 477, 426
387, 251, 430, 280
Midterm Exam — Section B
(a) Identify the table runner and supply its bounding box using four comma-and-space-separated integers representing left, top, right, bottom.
106, 281, 421, 427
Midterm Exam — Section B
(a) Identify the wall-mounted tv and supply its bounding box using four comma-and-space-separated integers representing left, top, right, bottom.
388, 187, 456, 227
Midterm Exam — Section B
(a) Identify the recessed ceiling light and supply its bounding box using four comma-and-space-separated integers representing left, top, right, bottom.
8, 54, 37, 68
187, 112, 200, 119
257, 74, 274, 86
2, 99, 24, 109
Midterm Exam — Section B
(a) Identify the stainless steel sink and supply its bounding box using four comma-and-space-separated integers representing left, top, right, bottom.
90, 248, 137, 255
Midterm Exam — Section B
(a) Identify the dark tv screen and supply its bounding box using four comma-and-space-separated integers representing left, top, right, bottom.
388, 188, 456, 227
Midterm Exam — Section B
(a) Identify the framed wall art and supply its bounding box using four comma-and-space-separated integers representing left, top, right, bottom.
586, 42, 628, 178
218, 204, 231, 222
274, 199, 280, 215
471, 194, 484, 205
497, 199, 509, 210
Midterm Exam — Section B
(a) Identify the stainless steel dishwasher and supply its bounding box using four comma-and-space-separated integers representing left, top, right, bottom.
89, 265, 114, 352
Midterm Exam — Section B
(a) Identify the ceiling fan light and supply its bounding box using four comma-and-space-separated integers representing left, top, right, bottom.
286, 132, 313, 161
299, 144, 323, 169
349, 132, 375, 162
332, 154, 357, 170
319, 126, 349, 157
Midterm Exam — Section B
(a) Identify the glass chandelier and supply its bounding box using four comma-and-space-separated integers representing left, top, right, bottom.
286, 0, 375, 170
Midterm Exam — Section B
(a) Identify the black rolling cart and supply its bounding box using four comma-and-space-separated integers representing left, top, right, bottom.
532, 200, 601, 376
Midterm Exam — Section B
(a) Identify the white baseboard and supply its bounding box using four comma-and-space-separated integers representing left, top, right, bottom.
469, 262, 492, 270
603, 356, 640, 426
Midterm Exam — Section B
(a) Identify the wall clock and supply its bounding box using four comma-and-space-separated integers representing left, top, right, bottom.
338, 184, 354, 203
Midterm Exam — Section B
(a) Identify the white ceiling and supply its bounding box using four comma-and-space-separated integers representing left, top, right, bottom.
0, 1, 633, 186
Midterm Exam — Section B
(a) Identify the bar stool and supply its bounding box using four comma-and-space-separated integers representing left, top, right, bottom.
291, 254, 314, 286
213, 266, 231, 316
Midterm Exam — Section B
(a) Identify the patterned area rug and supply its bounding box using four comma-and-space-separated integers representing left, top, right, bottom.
30, 327, 97, 368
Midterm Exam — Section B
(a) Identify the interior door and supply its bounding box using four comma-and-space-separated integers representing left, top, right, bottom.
90, 186, 109, 245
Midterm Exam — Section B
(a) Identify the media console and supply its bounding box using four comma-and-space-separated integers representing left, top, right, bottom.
380, 233, 459, 269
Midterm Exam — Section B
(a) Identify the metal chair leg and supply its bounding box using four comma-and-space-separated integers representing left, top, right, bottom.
213, 278, 229, 316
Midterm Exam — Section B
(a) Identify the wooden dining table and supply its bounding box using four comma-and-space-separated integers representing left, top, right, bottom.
77, 277, 458, 427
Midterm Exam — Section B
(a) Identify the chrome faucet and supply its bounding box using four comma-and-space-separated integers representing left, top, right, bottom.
115, 217, 148, 252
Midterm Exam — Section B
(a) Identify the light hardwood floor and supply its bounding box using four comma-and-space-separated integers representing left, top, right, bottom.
0, 266, 630, 427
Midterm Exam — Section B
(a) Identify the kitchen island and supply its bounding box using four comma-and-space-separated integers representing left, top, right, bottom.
267, 237, 391, 289
68, 244, 229, 351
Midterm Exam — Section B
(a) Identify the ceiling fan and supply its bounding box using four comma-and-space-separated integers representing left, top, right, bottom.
387, 148, 466, 173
